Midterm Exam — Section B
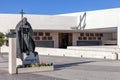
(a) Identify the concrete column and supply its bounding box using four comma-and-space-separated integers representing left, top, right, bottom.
117, 26, 120, 47
8, 38, 16, 74
117, 10, 120, 47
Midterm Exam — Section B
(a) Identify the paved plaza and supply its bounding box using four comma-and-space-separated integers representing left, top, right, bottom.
0, 53, 120, 80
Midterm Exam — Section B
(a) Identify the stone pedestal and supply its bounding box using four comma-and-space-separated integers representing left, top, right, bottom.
8, 38, 52, 74
8, 38, 16, 74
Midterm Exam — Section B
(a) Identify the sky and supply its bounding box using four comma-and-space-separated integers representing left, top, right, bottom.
0, 0, 120, 15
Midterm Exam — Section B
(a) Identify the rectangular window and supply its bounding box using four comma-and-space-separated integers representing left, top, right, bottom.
33, 32, 37, 36
83, 37, 87, 40
48, 36, 52, 40
35, 37, 40, 40
100, 33, 103, 37
38, 32, 43, 36
93, 37, 96, 40
78, 37, 82, 40
88, 37, 92, 40
45, 32, 50, 36
95, 33, 99, 36
42, 37, 47, 40
86, 33, 89, 36
98, 37, 101, 40
80, 33, 84, 36
90, 33, 94, 36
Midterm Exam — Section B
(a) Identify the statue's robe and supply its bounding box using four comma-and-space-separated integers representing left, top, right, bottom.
15, 17, 35, 60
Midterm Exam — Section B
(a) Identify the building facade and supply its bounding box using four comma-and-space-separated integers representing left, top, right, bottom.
0, 8, 120, 48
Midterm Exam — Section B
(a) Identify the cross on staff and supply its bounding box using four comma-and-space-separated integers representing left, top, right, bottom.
20, 9, 25, 60
20, 9, 25, 20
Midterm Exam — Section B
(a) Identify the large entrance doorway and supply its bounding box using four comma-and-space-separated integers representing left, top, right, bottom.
59, 33, 72, 48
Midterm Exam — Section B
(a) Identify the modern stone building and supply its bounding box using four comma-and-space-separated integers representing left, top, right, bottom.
0, 8, 120, 48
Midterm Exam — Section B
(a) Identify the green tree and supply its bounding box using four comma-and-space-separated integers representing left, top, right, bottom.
4, 33, 9, 46
0, 32, 4, 54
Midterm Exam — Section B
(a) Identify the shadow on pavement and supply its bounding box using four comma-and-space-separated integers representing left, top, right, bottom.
54, 61, 95, 70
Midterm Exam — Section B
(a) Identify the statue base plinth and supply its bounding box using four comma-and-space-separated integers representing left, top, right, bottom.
23, 52, 40, 65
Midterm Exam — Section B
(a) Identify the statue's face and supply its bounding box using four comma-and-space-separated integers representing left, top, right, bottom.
23, 18, 27, 25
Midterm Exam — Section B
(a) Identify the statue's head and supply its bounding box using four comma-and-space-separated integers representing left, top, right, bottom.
22, 17, 27, 25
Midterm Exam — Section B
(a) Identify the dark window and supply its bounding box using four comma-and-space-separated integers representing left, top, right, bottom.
33, 32, 37, 36
83, 37, 87, 40
86, 33, 89, 36
38, 32, 43, 36
42, 37, 47, 40
88, 37, 92, 40
98, 37, 101, 40
90, 33, 94, 36
78, 37, 82, 40
100, 33, 103, 37
93, 37, 96, 40
80, 33, 84, 36
48, 36, 52, 40
95, 33, 99, 36
35, 37, 40, 40
45, 32, 50, 36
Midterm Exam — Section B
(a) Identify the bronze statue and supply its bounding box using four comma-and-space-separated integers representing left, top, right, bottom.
15, 17, 35, 60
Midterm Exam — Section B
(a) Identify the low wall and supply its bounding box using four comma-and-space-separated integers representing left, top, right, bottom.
3, 38, 120, 60
35, 47, 117, 60
1, 44, 119, 60
67, 46, 120, 52
67, 46, 120, 60
1, 45, 9, 54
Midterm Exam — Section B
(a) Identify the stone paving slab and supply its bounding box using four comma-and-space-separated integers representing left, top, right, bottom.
0, 71, 67, 80
36, 55, 120, 80
0, 54, 120, 80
